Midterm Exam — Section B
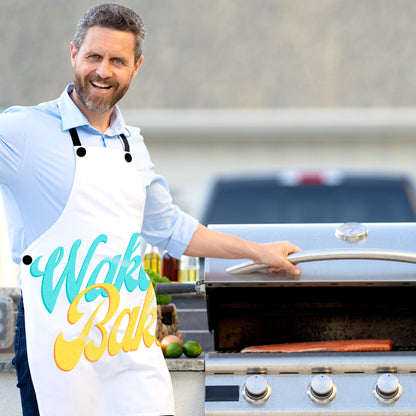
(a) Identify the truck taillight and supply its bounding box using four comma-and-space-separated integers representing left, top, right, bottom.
298, 172, 325, 185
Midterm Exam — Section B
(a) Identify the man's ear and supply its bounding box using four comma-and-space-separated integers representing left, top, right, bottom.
131, 55, 144, 80
70, 42, 78, 68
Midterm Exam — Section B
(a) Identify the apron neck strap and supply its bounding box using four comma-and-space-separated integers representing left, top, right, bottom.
69, 128, 130, 152
69, 128, 81, 147
119, 134, 130, 152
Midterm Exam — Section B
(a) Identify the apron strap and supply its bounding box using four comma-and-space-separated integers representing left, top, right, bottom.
69, 128, 131, 152
69, 128, 81, 147
119, 134, 130, 152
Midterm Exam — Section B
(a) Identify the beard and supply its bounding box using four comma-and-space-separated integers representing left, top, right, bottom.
73, 72, 130, 113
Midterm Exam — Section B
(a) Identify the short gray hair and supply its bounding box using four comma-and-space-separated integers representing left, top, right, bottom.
73, 3, 145, 63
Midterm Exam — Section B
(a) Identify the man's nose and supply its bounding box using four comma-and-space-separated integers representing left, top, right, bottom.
96, 60, 112, 78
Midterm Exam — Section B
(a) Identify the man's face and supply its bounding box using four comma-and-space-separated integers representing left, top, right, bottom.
70, 26, 143, 113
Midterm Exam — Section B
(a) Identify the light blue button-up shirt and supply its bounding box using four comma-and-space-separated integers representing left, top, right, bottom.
0, 84, 198, 264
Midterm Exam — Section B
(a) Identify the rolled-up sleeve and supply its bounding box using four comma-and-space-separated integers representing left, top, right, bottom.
142, 173, 198, 258
134, 135, 198, 259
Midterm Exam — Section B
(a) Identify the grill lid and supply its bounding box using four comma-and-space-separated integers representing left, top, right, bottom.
205, 222, 416, 287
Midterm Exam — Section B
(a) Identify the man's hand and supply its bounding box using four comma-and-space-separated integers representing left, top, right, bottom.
253, 241, 301, 275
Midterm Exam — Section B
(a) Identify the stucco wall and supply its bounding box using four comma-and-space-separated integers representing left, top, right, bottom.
1, 1, 416, 108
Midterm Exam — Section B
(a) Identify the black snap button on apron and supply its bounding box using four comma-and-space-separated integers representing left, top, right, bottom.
76, 147, 87, 157
22, 255, 33, 265
125, 153, 132, 163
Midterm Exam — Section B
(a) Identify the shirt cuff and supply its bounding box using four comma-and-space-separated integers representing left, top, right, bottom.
164, 212, 199, 259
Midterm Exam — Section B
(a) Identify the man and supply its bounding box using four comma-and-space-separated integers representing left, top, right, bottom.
0, 3, 300, 415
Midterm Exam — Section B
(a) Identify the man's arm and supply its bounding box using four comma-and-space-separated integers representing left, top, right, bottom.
0, 109, 27, 184
183, 223, 301, 275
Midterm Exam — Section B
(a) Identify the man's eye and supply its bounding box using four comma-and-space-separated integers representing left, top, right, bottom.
113, 59, 123, 65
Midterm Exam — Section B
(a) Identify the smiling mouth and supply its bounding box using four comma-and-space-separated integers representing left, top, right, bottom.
90, 81, 112, 90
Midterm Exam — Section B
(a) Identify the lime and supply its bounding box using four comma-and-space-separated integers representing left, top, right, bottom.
183, 340, 202, 358
165, 342, 183, 358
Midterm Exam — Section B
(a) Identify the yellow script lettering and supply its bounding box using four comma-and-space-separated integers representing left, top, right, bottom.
54, 283, 158, 372
54, 283, 119, 371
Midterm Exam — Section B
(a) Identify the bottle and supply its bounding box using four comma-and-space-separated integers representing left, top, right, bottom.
143, 245, 161, 274
162, 251, 179, 282
179, 255, 200, 282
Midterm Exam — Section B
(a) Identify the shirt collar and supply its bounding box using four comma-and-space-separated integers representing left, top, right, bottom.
58, 84, 131, 137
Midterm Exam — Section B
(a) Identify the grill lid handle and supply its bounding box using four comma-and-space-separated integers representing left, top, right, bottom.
226, 249, 416, 274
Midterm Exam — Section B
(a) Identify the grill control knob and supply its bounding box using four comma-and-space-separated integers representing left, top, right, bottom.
373, 373, 402, 404
242, 375, 272, 405
307, 374, 337, 404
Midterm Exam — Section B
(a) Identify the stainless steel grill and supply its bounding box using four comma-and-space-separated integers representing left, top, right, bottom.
203, 222, 416, 415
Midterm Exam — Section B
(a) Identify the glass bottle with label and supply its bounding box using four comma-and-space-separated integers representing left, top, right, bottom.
179, 255, 200, 282
143, 245, 161, 274
162, 251, 179, 282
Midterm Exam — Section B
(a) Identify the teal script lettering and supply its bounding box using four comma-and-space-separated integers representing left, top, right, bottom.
113, 233, 150, 292
29, 233, 148, 313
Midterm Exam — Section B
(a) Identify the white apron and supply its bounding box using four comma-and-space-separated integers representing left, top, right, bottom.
19, 128, 175, 416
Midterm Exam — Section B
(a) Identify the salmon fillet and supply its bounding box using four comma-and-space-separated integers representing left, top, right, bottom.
241, 339, 393, 353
